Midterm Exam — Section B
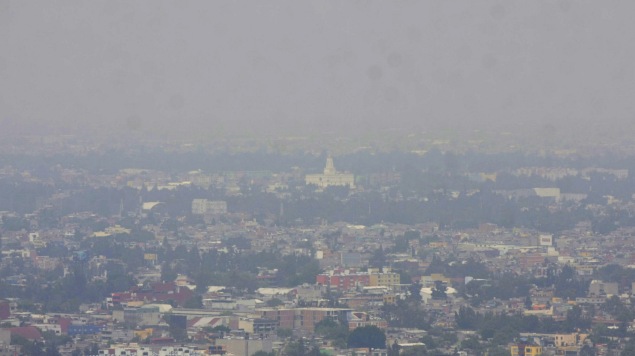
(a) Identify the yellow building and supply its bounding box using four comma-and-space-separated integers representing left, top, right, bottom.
134, 328, 153, 340
383, 294, 397, 305
511, 344, 542, 356
369, 272, 400, 287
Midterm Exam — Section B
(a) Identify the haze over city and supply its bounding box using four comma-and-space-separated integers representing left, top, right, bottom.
7, 2, 635, 356
2, 1, 635, 143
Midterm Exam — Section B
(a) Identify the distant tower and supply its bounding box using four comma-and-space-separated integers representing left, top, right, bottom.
324, 155, 336, 175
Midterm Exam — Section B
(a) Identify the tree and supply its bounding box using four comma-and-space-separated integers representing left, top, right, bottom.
555, 265, 588, 299
277, 328, 293, 338
455, 306, 479, 329
306, 345, 321, 356
602, 296, 632, 323
407, 282, 422, 304
393, 231, 420, 253
183, 295, 203, 309
461, 335, 482, 350
161, 262, 177, 283
623, 343, 635, 356
253, 352, 275, 356
388, 340, 401, 356
11, 335, 45, 355
565, 305, 591, 332
45, 346, 61, 356
266, 298, 284, 307
347, 326, 386, 349
85, 343, 99, 355
166, 316, 188, 342
431, 280, 447, 300
369, 246, 387, 269
314, 318, 348, 348
284, 339, 307, 356
210, 325, 231, 333
382, 299, 430, 330
400, 346, 427, 356
580, 344, 596, 356
41, 331, 71, 354
524, 295, 533, 309
486, 346, 511, 356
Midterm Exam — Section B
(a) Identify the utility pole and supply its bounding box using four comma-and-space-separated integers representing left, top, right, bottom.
244, 332, 249, 356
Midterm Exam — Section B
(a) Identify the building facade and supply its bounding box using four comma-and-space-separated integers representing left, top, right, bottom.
305, 156, 355, 189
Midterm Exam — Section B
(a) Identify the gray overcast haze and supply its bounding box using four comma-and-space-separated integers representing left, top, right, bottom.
1, 1, 635, 142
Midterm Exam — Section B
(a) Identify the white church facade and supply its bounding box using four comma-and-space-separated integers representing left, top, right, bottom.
305, 156, 355, 189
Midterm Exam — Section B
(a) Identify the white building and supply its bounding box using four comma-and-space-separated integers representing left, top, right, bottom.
191, 199, 227, 215
305, 156, 355, 189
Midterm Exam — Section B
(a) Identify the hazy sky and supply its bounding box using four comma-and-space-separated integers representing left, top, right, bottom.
1, 1, 634, 141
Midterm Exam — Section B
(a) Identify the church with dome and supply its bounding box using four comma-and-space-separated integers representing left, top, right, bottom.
305, 155, 355, 189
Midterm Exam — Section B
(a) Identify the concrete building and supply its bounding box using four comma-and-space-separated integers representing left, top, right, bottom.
316, 272, 370, 291
554, 333, 588, 348
588, 280, 619, 297
257, 307, 352, 332
215, 338, 273, 356
316, 268, 400, 291
346, 311, 388, 330
0, 329, 10, 346
112, 306, 161, 327
368, 269, 401, 287
191, 199, 227, 215
237, 317, 278, 335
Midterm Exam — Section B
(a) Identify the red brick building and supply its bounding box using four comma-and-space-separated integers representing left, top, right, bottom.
0, 300, 10, 320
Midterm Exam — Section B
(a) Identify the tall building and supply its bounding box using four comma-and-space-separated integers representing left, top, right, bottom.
305, 156, 355, 189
